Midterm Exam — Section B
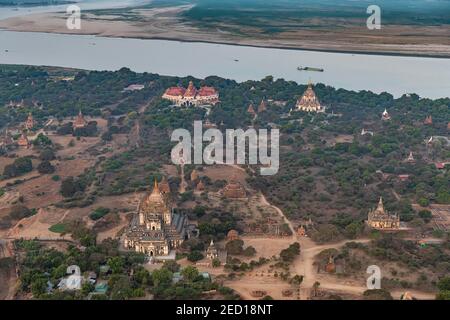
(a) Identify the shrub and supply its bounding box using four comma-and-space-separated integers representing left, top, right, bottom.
187, 250, 204, 262
37, 160, 55, 174
89, 207, 111, 221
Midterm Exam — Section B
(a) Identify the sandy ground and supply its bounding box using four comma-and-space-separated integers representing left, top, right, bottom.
1, 5, 450, 57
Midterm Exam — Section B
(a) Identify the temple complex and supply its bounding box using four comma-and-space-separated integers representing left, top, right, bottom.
73, 110, 87, 129
381, 109, 391, 121
123, 180, 188, 257
296, 83, 324, 112
367, 197, 400, 230
162, 81, 219, 107
222, 176, 247, 199
25, 113, 34, 130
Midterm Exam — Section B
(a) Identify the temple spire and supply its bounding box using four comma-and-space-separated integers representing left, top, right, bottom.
377, 197, 384, 211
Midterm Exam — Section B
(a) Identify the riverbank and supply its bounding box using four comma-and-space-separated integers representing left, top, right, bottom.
1, 5, 450, 59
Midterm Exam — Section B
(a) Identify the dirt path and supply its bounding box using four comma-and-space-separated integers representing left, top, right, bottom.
294, 238, 370, 295
259, 193, 296, 240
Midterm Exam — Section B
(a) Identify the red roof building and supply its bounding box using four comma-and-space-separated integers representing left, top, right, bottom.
162, 81, 219, 107
435, 162, 446, 169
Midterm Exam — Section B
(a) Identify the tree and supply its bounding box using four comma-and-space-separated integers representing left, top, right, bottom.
60, 177, 84, 197
290, 275, 303, 285
225, 239, 244, 255
31, 277, 47, 297
101, 131, 113, 141
3, 157, 33, 178
181, 266, 199, 282
151, 268, 172, 287
39, 148, 55, 161
212, 258, 221, 268
3, 164, 17, 178
243, 246, 256, 257
37, 160, 55, 174
9, 205, 33, 220
312, 281, 320, 297
187, 250, 204, 262
437, 277, 450, 291
418, 210, 432, 223
344, 221, 363, 239
81, 282, 95, 295
33, 133, 52, 147
163, 260, 180, 273
280, 242, 300, 262
107, 256, 125, 274
363, 289, 393, 300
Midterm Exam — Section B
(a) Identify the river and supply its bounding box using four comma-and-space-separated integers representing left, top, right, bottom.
0, 2, 449, 99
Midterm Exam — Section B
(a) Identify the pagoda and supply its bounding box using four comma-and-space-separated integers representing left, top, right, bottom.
25, 113, 34, 130
247, 103, 256, 116
206, 240, 219, 260
381, 109, 391, 121
296, 83, 324, 112
361, 128, 374, 136
196, 180, 205, 192
190, 169, 198, 182
424, 115, 433, 125
17, 132, 30, 148
405, 151, 415, 163
73, 110, 87, 129
123, 179, 188, 257
159, 176, 171, 194
222, 175, 246, 199
367, 197, 400, 230
258, 100, 267, 113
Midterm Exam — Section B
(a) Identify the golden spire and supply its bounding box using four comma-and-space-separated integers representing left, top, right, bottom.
153, 178, 159, 192
377, 197, 385, 212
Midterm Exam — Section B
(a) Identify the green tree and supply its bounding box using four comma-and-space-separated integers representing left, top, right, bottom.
181, 266, 199, 282
151, 268, 172, 287
187, 250, 204, 262
107, 256, 125, 274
